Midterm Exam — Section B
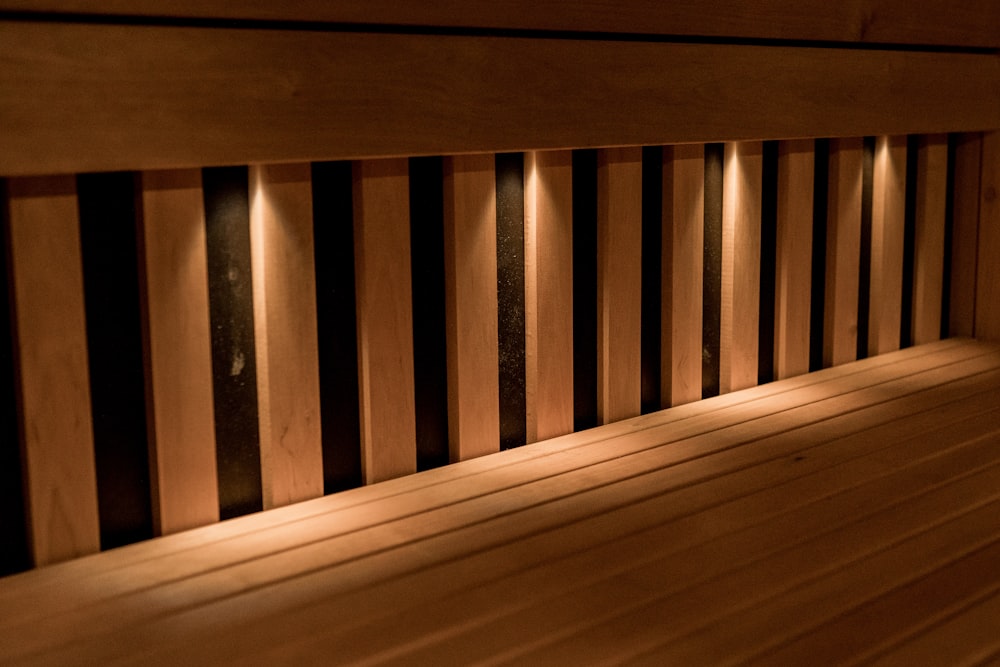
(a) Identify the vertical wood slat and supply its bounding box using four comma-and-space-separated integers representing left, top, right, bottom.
524, 150, 574, 443
720, 141, 763, 394
353, 158, 417, 483
5, 176, 100, 565
975, 131, 1000, 341
139, 169, 219, 535
824, 138, 864, 367
868, 135, 908, 356
443, 154, 500, 461
911, 134, 949, 346
774, 140, 815, 380
597, 147, 643, 424
250, 163, 323, 509
661, 144, 704, 407
950, 134, 983, 338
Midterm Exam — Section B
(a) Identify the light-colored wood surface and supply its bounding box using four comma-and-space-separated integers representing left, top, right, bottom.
975, 132, 1000, 341
524, 150, 574, 443
352, 158, 417, 483
661, 143, 704, 407
139, 169, 219, 535
824, 138, 863, 367
869, 134, 907, 357
949, 134, 983, 338
774, 139, 815, 379
1, 22, 998, 176
2, 339, 999, 665
1, 1, 997, 47
249, 163, 323, 509
911, 134, 948, 346
5, 176, 100, 566
721, 141, 763, 394
443, 154, 500, 461
597, 147, 643, 424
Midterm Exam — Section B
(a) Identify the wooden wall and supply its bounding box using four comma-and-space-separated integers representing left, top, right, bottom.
0, 2, 997, 575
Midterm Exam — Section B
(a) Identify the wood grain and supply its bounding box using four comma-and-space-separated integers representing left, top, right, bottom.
139, 169, 219, 535
353, 158, 417, 482
824, 138, 864, 368
949, 134, 983, 338
868, 135, 907, 357
721, 141, 763, 394
1, 22, 997, 176
975, 132, 1000, 341
910, 135, 948, 346
774, 140, 815, 379
661, 144, 704, 407
524, 150, 574, 442
5, 176, 100, 565
249, 163, 323, 508
1, 1, 997, 47
597, 147, 643, 424
443, 154, 500, 461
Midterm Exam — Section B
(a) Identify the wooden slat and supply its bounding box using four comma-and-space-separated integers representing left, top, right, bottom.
1, 22, 998, 176
139, 169, 219, 535
824, 138, 864, 367
949, 134, 983, 338
524, 150, 574, 442
443, 154, 500, 461
774, 139, 814, 379
661, 143, 704, 406
352, 158, 416, 483
975, 131, 1000, 341
721, 141, 762, 393
5, 176, 100, 565
1, 1, 998, 48
869, 592, 1000, 666
249, 163, 323, 509
868, 134, 907, 356
911, 134, 949, 345
597, 147, 642, 424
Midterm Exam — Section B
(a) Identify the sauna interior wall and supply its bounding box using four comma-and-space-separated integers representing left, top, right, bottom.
0, 1, 998, 575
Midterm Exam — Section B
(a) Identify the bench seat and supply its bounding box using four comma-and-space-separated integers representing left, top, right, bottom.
2, 337, 999, 665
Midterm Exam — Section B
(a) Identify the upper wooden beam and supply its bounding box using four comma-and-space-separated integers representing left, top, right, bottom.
0, 1, 997, 48
0, 22, 997, 176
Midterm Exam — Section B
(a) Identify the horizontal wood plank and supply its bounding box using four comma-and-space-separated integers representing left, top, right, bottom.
0, 1, 997, 48
0, 22, 997, 175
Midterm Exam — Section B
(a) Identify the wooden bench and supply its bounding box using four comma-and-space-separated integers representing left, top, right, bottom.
1, 338, 999, 663
1, 2, 998, 664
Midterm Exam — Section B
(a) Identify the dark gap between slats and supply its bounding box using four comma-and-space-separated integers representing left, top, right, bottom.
900, 135, 920, 348
641, 146, 663, 414
312, 161, 364, 491
0, 180, 30, 575
758, 141, 779, 385
202, 166, 263, 520
77, 172, 153, 550
810, 139, 830, 372
572, 149, 598, 431
856, 137, 875, 360
941, 135, 958, 339
408, 156, 449, 471
702, 143, 724, 399
496, 153, 527, 450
